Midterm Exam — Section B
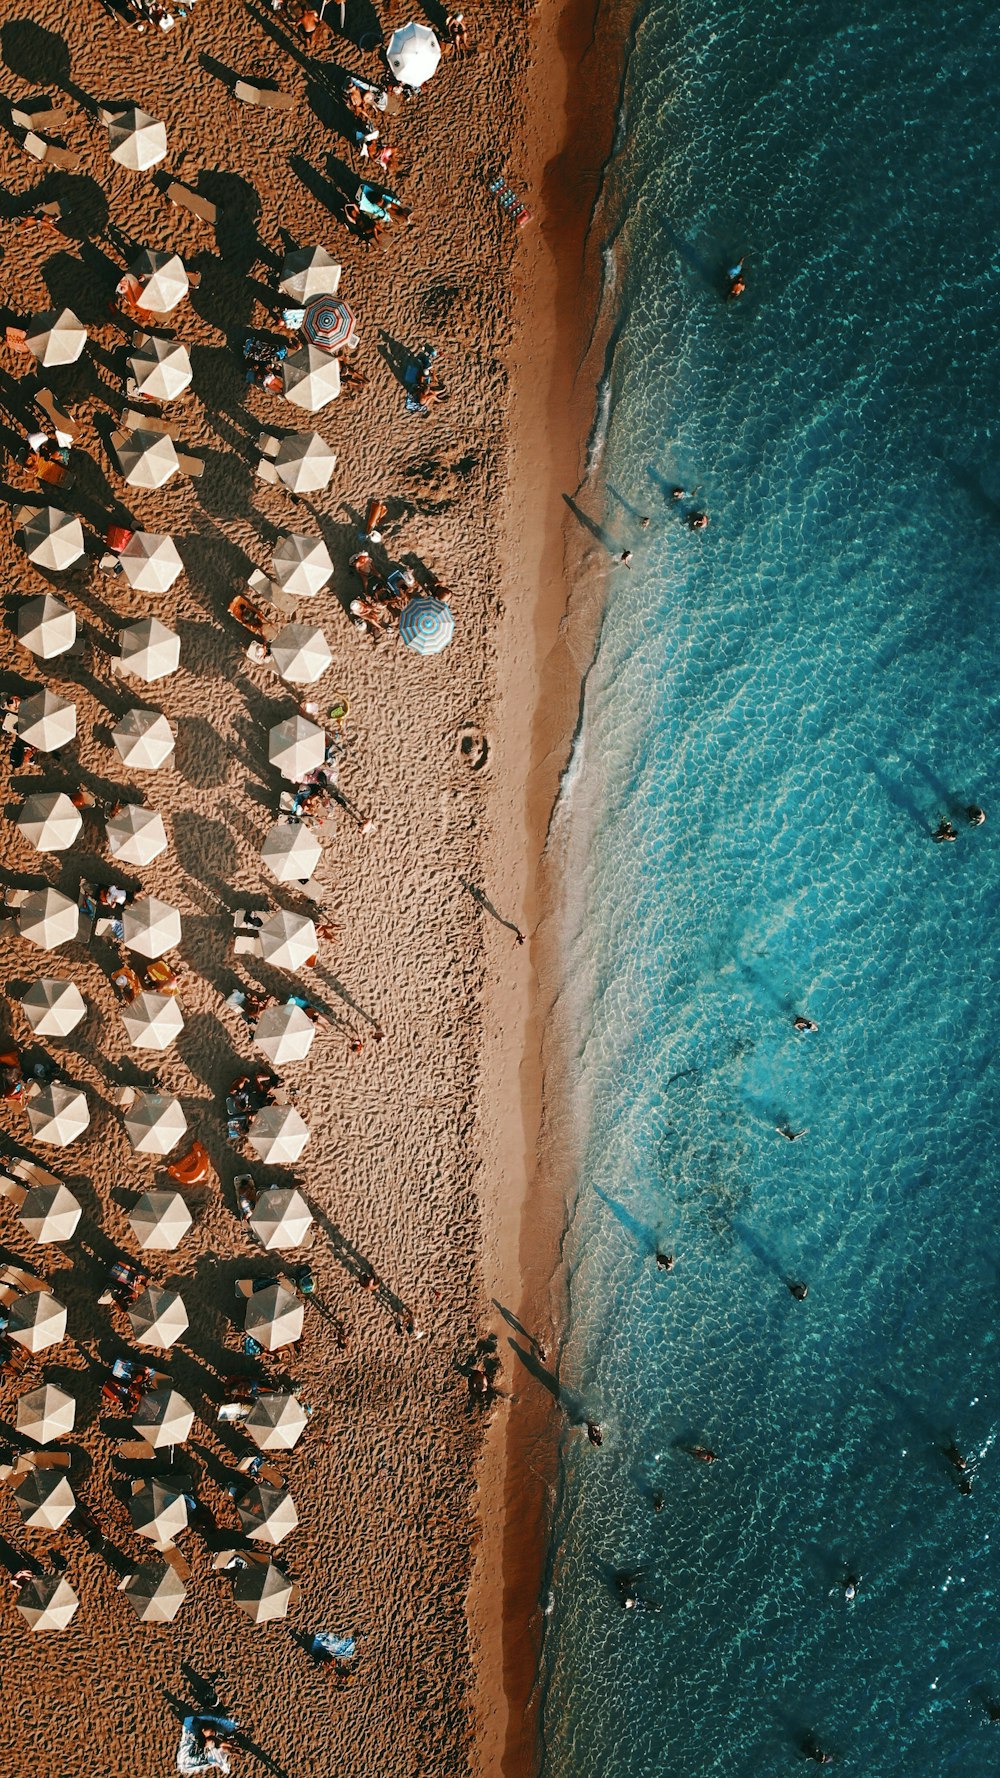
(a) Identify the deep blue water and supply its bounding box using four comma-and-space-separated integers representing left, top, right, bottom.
540, 5, 1000, 1776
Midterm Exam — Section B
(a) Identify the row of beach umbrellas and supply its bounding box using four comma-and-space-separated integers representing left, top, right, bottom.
14, 1556, 295, 1631
1, 1276, 306, 1355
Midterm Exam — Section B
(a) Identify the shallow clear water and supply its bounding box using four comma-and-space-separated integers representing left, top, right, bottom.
541, 4, 1000, 1775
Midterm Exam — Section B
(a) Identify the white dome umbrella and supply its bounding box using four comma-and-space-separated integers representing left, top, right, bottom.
129, 1189, 193, 1252
232, 1561, 293, 1624
114, 428, 180, 489
268, 713, 326, 780
118, 616, 180, 682
17, 1182, 82, 1244
106, 105, 168, 170
16, 505, 86, 573
122, 897, 182, 958
260, 821, 322, 884
386, 20, 442, 85
124, 1091, 187, 1155
17, 792, 82, 854
130, 1477, 188, 1546
121, 992, 184, 1052
257, 910, 317, 972
246, 1392, 308, 1451
282, 345, 341, 412
244, 1282, 303, 1351
129, 335, 193, 402
116, 531, 184, 593
17, 593, 76, 660
271, 432, 337, 494
238, 1484, 299, 1547
8, 1289, 67, 1353
112, 708, 175, 770
128, 1284, 188, 1349
16, 1383, 76, 1445
271, 533, 333, 599
132, 1387, 195, 1450
27, 1083, 90, 1148
249, 1187, 314, 1251
270, 623, 333, 685
129, 250, 189, 315
14, 1471, 76, 1532
247, 1106, 310, 1167
279, 247, 342, 303
25, 308, 87, 367
17, 690, 77, 753
253, 1004, 315, 1068
120, 1562, 187, 1624
106, 804, 168, 865
19, 979, 87, 1038
17, 887, 79, 949
16, 1575, 79, 1630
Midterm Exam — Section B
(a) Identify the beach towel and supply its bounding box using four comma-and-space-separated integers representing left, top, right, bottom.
177, 1716, 237, 1773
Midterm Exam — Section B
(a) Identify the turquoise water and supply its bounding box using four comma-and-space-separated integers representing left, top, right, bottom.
541, 4, 1000, 1775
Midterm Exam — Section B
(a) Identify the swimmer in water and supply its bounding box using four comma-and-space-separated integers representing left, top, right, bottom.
776, 1124, 806, 1142
966, 804, 986, 826
787, 1280, 808, 1301
801, 1735, 834, 1765
655, 1251, 675, 1272
933, 818, 958, 843
725, 258, 746, 300
843, 1574, 858, 1603
586, 1421, 603, 1448
793, 1015, 818, 1032
686, 1445, 718, 1464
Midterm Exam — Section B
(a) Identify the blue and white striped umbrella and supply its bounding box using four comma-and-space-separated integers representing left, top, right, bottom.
398, 596, 454, 655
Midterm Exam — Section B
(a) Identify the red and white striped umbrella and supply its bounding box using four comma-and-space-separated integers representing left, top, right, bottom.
300, 296, 358, 355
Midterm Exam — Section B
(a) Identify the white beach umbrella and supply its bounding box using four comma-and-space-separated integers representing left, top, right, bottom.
129, 1189, 193, 1251
27, 1084, 89, 1147
232, 1561, 293, 1623
121, 992, 184, 1051
130, 1477, 188, 1545
115, 531, 184, 593
17, 505, 86, 573
257, 910, 317, 971
122, 897, 182, 958
17, 690, 77, 753
129, 250, 189, 314
129, 335, 193, 402
246, 1392, 308, 1451
281, 346, 341, 412
118, 616, 180, 682
279, 247, 342, 304
247, 1106, 310, 1166
106, 803, 168, 865
17, 1182, 82, 1244
17, 593, 76, 660
253, 1004, 316, 1068
386, 20, 441, 85
14, 1471, 76, 1531
106, 106, 168, 170
112, 708, 175, 770
238, 1484, 299, 1547
114, 428, 180, 489
16, 1574, 79, 1630
132, 1387, 195, 1450
249, 1187, 314, 1251
121, 1563, 187, 1623
16, 1383, 76, 1445
271, 432, 337, 493
17, 792, 82, 854
25, 308, 87, 367
271, 534, 333, 599
8, 1289, 67, 1352
19, 979, 87, 1038
17, 887, 79, 950
128, 1285, 188, 1349
270, 623, 333, 685
260, 821, 322, 884
268, 713, 326, 780
124, 1091, 187, 1155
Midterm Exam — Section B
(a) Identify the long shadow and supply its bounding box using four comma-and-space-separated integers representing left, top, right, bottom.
507, 1338, 585, 1422
562, 491, 618, 556
862, 755, 932, 834
593, 1183, 659, 1255
459, 875, 523, 940
491, 1298, 545, 1356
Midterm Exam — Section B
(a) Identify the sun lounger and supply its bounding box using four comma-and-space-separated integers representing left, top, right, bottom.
10, 100, 69, 131
164, 181, 217, 225
121, 409, 181, 437
35, 388, 80, 445
19, 133, 81, 172
233, 79, 295, 110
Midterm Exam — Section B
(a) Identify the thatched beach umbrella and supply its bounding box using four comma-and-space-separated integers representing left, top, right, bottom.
386, 20, 441, 84
129, 335, 193, 402
256, 910, 317, 972
270, 623, 333, 684
232, 1561, 293, 1623
117, 616, 180, 681
106, 803, 168, 865
271, 534, 333, 598
16, 1574, 79, 1630
17, 887, 79, 950
20, 978, 86, 1037
279, 247, 342, 303
244, 1281, 303, 1350
121, 992, 184, 1051
132, 1387, 194, 1450
27, 1083, 89, 1147
8, 1289, 68, 1353
112, 708, 175, 770
115, 531, 183, 593
122, 897, 182, 958
249, 1187, 313, 1251
17, 690, 77, 753
114, 428, 180, 489
106, 105, 168, 170
17, 1182, 82, 1244
128, 249, 189, 314
282, 345, 341, 411
399, 596, 454, 655
130, 1477, 188, 1545
120, 1562, 187, 1623
268, 713, 326, 779
238, 1484, 298, 1547
129, 1189, 192, 1251
124, 1091, 187, 1155
14, 1468, 76, 1529
270, 432, 337, 493
16, 1382, 76, 1445
260, 821, 322, 884
17, 791, 82, 854
128, 1285, 188, 1348
17, 505, 86, 573
25, 308, 87, 367
17, 593, 76, 660
253, 1004, 315, 1068
245, 1392, 308, 1451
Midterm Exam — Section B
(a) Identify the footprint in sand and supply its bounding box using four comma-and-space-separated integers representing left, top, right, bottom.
457, 725, 490, 771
